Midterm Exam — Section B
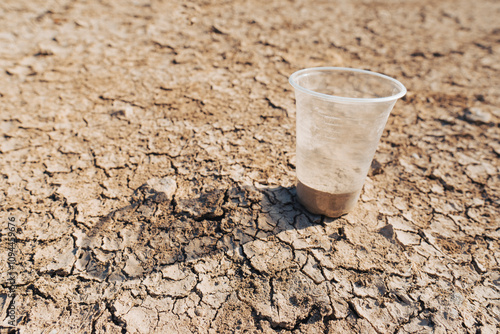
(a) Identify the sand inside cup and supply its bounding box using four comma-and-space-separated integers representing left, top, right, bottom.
295, 142, 366, 217
297, 181, 360, 217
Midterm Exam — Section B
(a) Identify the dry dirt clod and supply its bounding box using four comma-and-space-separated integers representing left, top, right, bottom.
134, 177, 177, 203
463, 107, 492, 124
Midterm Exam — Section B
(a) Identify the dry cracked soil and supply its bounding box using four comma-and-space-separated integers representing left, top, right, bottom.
0, 0, 499, 333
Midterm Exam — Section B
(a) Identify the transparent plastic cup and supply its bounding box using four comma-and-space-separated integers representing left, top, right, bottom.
289, 67, 406, 217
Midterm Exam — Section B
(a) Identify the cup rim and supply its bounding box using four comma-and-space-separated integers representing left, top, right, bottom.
289, 67, 407, 103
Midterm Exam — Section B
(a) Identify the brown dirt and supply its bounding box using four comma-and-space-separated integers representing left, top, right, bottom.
0, 0, 499, 333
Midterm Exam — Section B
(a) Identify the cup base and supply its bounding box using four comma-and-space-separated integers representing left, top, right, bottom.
296, 181, 360, 218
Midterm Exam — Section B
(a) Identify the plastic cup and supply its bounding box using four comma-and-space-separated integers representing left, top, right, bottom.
289, 67, 406, 217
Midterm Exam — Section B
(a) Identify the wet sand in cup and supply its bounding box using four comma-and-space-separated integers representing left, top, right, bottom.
296, 181, 360, 218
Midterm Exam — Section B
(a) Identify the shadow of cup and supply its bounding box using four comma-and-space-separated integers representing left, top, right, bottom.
76, 179, 322, 282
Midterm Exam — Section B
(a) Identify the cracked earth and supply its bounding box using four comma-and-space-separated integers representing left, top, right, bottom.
0, 0, 499, 333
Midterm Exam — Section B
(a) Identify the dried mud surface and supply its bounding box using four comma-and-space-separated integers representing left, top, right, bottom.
1, 0, 499, 333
